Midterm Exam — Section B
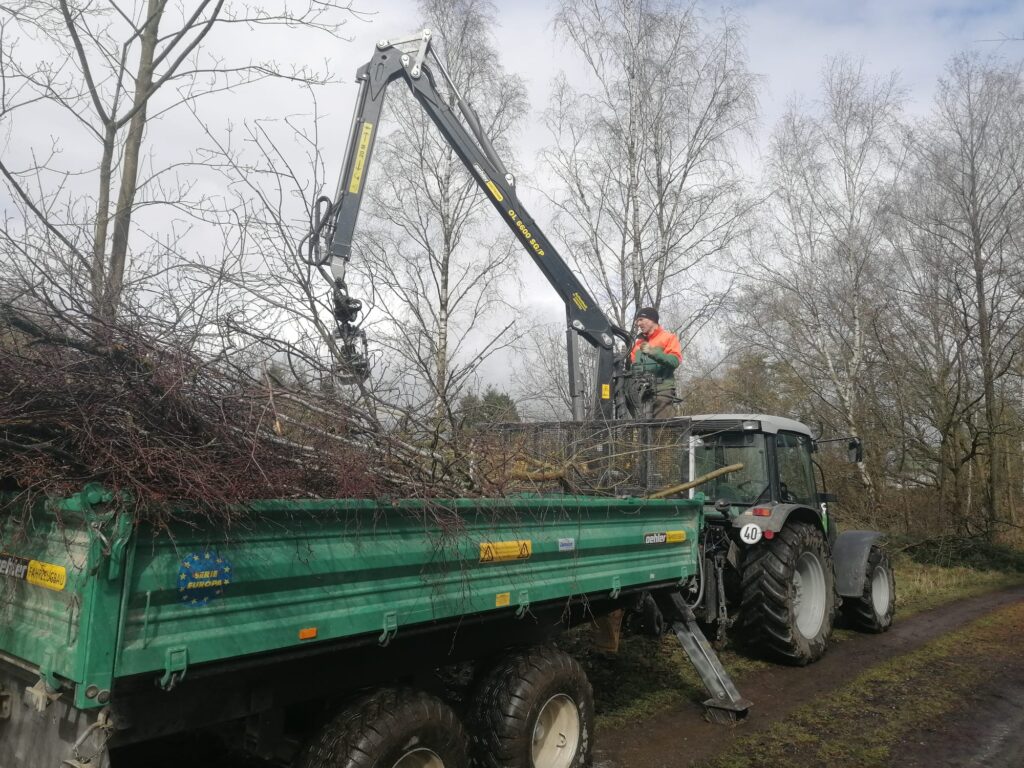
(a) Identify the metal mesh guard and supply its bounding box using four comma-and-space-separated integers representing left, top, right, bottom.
480, 419, 695, 496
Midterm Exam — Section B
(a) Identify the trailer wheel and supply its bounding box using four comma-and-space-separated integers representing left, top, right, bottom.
842, 545, 895, 633
469, 647, 593, 768
740, 521, 837, 666
296, 688, 468, 768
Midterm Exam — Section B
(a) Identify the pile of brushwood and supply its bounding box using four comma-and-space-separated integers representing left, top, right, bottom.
0, 304, 502, 524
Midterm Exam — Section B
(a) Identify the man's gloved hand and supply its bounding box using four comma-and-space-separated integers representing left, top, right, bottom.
640, 342, 651, 353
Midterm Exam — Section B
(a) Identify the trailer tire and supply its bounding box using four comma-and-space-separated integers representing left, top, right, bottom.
469, 647, 593, 768
740, 521, 836, 666
842, 545, 895, 633
296, 687, 468, 768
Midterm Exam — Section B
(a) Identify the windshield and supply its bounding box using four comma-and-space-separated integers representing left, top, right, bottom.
692, 432, 770, 505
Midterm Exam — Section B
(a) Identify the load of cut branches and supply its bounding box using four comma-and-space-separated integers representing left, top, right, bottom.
0, 300, 693, 526
0, 303, 487, 523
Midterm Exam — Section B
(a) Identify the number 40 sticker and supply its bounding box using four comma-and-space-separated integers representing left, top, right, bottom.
739, 523, 763, 544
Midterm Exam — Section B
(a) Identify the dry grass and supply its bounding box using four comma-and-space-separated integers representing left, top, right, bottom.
893, 552, 1024, 616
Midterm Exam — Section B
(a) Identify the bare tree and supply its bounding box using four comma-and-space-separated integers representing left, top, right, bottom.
513, 321, 588, 421
0, 0, 361, 323
542, 0, 758, 331
879, 216, 987, 532
895, 53, 1024, 534
730, 57, 906, 514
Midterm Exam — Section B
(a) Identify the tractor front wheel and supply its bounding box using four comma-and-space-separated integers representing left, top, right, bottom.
740, 521, 837, 666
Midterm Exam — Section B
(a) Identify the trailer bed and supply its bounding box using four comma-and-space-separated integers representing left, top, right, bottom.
0, 486, 703, 711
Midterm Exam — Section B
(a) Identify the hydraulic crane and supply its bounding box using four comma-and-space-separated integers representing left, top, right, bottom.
309, 29, 637, 420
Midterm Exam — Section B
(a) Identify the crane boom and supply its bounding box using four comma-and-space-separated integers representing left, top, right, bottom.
314, 29, 631, 419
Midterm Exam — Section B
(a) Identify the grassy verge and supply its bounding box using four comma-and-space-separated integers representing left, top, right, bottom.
701, 599, 1024, 768
893, 552, 1023, 616
566, 545, 1024, 730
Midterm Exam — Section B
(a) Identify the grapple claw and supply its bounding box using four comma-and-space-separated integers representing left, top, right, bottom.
333, 282, 370, 384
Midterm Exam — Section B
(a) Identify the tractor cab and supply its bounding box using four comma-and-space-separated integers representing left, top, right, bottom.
680, 414, 891, 666
687, 414, 822, 513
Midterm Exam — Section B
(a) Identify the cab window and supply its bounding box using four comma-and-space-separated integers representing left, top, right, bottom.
692, 432, 770, 505
776, 432, 815, 504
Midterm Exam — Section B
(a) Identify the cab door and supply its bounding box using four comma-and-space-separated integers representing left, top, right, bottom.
775, 432, 817, 507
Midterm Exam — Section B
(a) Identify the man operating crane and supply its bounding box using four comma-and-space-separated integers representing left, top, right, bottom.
629, 307, 682, 418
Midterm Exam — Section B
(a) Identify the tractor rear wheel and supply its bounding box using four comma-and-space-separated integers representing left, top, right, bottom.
740, 521, 837, 666
842, 544, 896, 633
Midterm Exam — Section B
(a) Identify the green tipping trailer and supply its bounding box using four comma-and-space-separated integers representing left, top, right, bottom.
0, 486, 747, 768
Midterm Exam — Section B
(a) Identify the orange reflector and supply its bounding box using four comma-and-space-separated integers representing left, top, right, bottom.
298, 627, 318, 640
752, 507, 772, 517
763, 530, 775, 539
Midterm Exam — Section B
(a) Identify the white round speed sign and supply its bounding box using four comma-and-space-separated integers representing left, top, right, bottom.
739, 523, 763, 544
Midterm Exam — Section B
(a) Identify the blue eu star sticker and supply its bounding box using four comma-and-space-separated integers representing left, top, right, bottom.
177, 550, 233, 607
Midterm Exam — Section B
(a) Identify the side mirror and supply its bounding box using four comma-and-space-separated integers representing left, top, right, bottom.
847, 438, 863, 464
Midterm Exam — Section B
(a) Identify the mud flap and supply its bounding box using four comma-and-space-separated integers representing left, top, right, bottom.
661, 592, 752, 723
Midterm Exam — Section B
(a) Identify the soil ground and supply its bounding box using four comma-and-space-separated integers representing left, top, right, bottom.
887, 655, 1024, 768
593, 584, 1024, 768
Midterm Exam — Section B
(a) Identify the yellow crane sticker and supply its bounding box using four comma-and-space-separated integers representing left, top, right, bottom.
479, 539, 532, 563
348, 122, 374, 194
486, 180, 504, 202
572, 292, 588, 311
601, 383, 611, 400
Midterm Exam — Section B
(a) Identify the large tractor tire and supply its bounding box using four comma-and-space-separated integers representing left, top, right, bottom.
740, 521, 837, 666
296, 688, 469, 768
468, 647, 594, 768
842, 544, 896, 633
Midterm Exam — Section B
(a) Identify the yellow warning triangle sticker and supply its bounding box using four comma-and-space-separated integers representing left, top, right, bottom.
479, 539, 531, 563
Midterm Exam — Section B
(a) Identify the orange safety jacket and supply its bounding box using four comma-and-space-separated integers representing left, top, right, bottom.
630, 326, 682, 389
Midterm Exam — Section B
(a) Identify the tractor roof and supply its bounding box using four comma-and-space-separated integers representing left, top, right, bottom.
681, 414, 814, 437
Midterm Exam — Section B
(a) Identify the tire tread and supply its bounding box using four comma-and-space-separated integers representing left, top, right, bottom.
296, 687, 468, 768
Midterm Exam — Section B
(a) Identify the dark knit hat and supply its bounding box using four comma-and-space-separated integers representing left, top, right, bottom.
635, 306, 659, 323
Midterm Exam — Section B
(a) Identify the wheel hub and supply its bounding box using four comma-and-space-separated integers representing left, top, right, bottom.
532, 694, 580, 768
793, 551, 826, 639
871, 564, 891, 616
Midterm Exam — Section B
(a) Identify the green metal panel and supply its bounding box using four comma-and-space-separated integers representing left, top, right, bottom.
2, 491, 703, 709
0, 486, 130, 709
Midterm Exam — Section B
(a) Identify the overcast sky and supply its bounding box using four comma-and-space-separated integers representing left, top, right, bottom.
341, 0, 1024, 145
